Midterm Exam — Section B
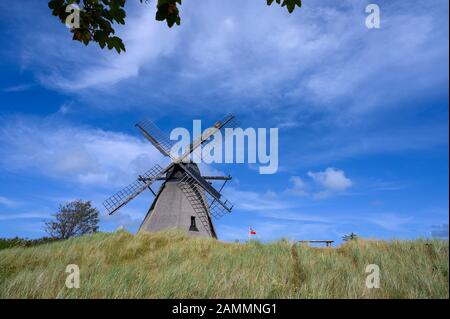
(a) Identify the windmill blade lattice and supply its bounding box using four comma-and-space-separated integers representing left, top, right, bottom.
178, 113, 239, 163
208, 195, 233, 219
136, 119, 174, 158
179, 163, 221, 199
103, 164, 164, 215
193, 115, 239, 163
218, 113, 239, 130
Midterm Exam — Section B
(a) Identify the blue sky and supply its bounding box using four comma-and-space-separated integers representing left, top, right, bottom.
0, 0, 448, 244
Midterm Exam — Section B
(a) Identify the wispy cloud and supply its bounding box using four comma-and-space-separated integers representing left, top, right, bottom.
286, 176, 308, 196
289, 121, 449, 168
2, 0, 447, 169
431, 223, 449, 239
308, 167, 352, 191
2, 84, 34, 93
0, 0, 447, 242
0, 196, 20, 208
224, 187, 292, 212
284, 168, 353, 199
0, 212, 49, 221
11, 0, 448, 117
365, 213, 413, 232
0, 116, 166, 188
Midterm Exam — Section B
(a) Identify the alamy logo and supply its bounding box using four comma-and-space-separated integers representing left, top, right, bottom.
65, 264, 80, 289
65, 4, 80, 29
365, 4, 381, 29
170, 120, 279, 174
365, 264, 380, 288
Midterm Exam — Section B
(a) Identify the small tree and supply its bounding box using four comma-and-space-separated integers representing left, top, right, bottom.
342, 232, 358, 242
45, 200, 100, 239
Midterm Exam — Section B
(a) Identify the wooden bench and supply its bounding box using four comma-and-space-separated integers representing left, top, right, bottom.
298, 240, 334, 247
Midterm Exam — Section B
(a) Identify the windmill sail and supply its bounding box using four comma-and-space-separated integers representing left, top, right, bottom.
103, 164, 165, 215
176, 113, 239, 163
136, 119, 174, 158
178, 170, 233, 218
178, 163, 221, 200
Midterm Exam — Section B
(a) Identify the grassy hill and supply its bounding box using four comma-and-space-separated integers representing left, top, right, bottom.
0, 230, 448, 298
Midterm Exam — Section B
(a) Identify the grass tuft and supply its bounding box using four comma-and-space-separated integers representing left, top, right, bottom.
0, 231, 447, 298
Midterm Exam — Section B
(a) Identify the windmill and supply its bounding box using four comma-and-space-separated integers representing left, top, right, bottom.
103, 114, 238, 239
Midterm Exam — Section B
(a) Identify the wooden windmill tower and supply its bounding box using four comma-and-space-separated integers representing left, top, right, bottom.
103, 114, 237, 238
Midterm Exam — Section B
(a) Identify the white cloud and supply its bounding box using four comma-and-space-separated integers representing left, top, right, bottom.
291, 122, 449, 167
2, 84, 34, 93
286, 176, 308, 196
0, 196, 20, 208
260, 210, 333, 224
224, 187, 291, 212
10, 0, 447, 119
366, 213, 413, 232
45, 7, 178, 91
0, 116, 166, 188
57, 103, 71, 115
0, 212, 49, 221
2, 0, 446, 171
307, 167, 352, 197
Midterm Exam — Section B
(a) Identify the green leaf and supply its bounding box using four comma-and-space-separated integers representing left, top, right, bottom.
49, 0, 302, 55
155, 9, 166, 21
109, 36, 126, 53
282, 0, 301, 13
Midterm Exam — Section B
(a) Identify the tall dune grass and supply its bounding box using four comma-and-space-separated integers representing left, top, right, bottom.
0, 230, 448, 298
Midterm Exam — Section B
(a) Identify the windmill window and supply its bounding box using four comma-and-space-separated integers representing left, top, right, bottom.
189, 216, 199, 232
